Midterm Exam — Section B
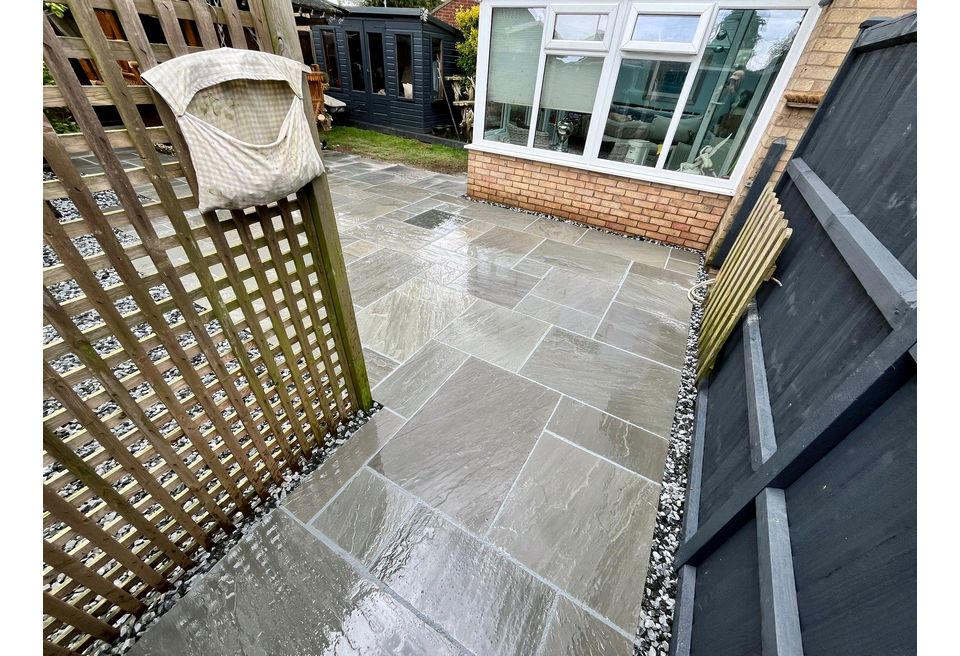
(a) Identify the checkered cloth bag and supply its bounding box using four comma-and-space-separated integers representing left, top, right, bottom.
142, 47, 324, 213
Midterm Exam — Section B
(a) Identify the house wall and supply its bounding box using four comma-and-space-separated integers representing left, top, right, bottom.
467, 0, 917, 253
432, 0, 478, 28
467, 151, 729, 249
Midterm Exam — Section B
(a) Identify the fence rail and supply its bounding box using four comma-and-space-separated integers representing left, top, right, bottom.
41, 1, 368, 653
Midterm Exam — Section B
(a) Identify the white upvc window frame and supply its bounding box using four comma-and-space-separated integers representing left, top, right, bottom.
546, 3, 620, 51
622, 3, 713, 55
470, 0, 822, 196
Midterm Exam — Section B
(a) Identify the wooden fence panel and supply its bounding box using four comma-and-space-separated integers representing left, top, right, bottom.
41, 1, 369, 652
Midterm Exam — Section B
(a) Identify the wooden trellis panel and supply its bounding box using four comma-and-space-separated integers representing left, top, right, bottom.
696, 184, 791, 382
41, 1, 369, 653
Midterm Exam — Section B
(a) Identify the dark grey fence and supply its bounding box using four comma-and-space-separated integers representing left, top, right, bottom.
671, 13, 916, 656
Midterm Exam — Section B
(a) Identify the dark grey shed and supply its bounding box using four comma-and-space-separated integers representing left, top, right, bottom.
311, 7, 462, 136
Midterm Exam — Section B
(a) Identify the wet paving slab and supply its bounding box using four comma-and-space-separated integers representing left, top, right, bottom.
129, 153, 698, 655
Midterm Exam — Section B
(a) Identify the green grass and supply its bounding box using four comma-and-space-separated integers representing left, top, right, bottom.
322, 125, 468, 174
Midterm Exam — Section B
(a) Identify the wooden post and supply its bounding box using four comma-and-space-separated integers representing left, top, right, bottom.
255, 0, 372, 411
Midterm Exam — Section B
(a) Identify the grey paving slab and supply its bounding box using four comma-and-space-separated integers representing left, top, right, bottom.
530, 268, 619, 317
515, 293, 601, 337
372, 340, 469, 419
540, 596, 636, 656
372, 505, 556, 656
547, 396, 668, 481
446, 261, 539, 308
313, 468, 418, 566
362, 347, 399, 388
374, 181, 436, 202
436, 299, 550, 372
523, 218, 588, 244
459, 225, 544, 268
355, 170, 402, 185
430, 219, 495, 253
129, 512, 460, 656
595, 301, 688, 369
344, 248, 429, 307
616, 262, 695, 325
284, 409, 406, 522
512, 257, 554, 278
356, 277, 475, 362
370, 357, 559, 533
665, 249, 702, 276
488, 434, 661, 632
412, 245, 478, 285
342, 238, 381, 263
459, 202, 538, 230
575, 229, 672, 268
336, 194, 410, 223
519, 239, 631, 284
404, 209, 470, 233
343, 216, 439, 253
669, 247, 702, 263
520, 327, 681, 436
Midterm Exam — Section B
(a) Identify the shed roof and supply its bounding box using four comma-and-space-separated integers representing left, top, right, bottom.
343, 6, 462, 36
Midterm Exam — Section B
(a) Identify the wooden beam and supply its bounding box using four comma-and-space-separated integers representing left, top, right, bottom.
743, 301, 777, 470
756, 488, 804, 656
787, 159, 915, 331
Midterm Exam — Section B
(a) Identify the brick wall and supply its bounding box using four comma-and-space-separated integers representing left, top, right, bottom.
432, 0, 478, 28
705, 0, 917, 260
467, 151, 730, 250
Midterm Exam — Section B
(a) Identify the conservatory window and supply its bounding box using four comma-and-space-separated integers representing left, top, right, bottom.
662, 9, 805, 178
532, 55, 605, 154
482, 7, 546, 145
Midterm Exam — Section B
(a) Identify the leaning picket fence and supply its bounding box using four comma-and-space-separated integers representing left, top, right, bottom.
42, 1, 369, 653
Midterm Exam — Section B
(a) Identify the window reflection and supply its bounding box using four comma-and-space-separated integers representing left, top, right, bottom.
554, 14, 608, 41
631, 14, 700, 43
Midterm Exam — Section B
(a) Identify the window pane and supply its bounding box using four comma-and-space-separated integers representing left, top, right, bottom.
432, 38, 443, 99
346, 31, 364, 91
533, 55, 604, 155
599, 59, 691, 167
396, 34, 413, 99
554, 14, 608, 41
368, 32, 386, 95
321, 31, 340, 89
483, 7, 545, 144
632, 14, 700, 43
664, 9, 805, 178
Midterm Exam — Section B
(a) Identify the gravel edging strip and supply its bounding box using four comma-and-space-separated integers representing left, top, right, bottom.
88, 402, 385, 656
633, 258, 706, 656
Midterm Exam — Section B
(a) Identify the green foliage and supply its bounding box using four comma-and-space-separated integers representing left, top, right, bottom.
454, 5, 479, 77
44, 2, 68, 18
323, 126, 467, 174
357, 0, 444, 9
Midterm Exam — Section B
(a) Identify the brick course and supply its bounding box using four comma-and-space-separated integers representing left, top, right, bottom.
466, 1, 916, 254
432, 0, 478, 28
467, 151, 730, 250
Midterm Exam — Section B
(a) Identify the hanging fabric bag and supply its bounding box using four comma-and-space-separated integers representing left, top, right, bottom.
142, 47, 324, 213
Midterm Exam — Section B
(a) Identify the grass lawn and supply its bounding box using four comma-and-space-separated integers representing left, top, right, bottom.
321, 125, 468, 174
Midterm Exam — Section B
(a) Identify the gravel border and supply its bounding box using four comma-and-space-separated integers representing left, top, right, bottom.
87, 402, 384, 656
633, 261, 705, 656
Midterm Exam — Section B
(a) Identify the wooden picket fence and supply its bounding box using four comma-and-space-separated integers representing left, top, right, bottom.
696, 184, 792, 381
42, 1, 369, 653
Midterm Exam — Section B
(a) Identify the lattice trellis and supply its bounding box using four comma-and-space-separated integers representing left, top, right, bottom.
41, 1, 369, 653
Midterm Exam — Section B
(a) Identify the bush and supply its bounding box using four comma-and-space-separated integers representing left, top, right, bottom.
454, 5, 480, 78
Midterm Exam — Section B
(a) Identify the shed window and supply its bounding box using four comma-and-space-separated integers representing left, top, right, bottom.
346, 31, 364, 91
396, 34, 414, 99
320, 31, 340, 89
368, 32, 386, 95
474, 1, 818, 193
432, 38, 444, 100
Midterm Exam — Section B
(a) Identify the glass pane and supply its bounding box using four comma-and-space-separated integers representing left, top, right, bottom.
632, 14, 700, 43
346, 31, 364, 91
533, 55, 604, 155
483, 7, 545, 144
664, 9, 805, 178
554, 14, 608, 41
396, 34, 413, 99
598, 59, 691, 167
368, 32, 386, 95
432, 38, 443, 99
321, 31, 340, 89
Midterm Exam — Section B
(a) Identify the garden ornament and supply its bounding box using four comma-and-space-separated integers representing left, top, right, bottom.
142, 47, 323, 213
678, 134, 732, 176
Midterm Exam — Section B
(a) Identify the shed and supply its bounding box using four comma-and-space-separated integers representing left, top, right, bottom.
311, 8, 462, 136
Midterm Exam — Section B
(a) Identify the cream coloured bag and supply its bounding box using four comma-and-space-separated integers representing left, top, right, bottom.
141, 47, 324, 213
